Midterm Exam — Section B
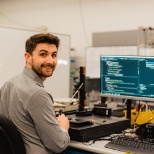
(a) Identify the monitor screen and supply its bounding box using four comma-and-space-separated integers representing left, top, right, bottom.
100, 55, 154, 101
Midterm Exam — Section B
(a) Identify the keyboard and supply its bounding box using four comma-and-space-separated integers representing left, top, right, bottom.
105, 136, 154, 154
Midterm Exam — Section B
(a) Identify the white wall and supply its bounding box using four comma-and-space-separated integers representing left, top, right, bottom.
0, 0, 154, 66
0, 26, 70, 98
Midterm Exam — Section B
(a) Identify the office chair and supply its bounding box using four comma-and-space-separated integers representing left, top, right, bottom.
0, 114, 26, 154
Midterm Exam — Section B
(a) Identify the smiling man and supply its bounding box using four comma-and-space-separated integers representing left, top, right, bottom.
0, 33, 70, 154
26, 43, 57, 79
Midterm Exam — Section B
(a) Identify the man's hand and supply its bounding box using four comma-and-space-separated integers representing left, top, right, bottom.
57, 114, 70, 132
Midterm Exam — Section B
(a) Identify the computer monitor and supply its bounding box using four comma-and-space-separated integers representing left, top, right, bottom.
100, 55, 154, 102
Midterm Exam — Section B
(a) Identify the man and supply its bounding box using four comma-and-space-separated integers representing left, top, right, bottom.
0, 33, 70, 154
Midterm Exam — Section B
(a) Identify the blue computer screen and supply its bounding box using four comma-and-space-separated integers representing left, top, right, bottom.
100, 56, 154, 101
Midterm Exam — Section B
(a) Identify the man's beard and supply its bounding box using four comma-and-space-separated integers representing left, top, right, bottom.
32, 63, 55, 78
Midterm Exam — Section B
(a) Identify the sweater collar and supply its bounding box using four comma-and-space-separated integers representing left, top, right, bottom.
22, 67, 44, 87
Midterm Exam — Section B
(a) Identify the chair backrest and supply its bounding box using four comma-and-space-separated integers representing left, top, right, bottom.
0, 114, 26, 154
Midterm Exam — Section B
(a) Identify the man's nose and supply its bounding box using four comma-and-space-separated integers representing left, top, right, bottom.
47, 56, 54, 62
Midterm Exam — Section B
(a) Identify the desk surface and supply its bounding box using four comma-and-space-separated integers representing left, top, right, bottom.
67, 112, 128, 153
69, 139, 124, 154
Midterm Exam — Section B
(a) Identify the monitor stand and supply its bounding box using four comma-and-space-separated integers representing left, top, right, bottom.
126, 99, 132, 127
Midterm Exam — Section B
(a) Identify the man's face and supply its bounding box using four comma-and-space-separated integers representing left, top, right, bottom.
25, 43, 58, 80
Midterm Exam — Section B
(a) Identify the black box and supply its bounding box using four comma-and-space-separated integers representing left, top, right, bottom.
68, 115, 130, 142
93, 106, 112, 117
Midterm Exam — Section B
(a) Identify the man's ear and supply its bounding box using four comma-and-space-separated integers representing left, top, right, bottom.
24, 52, 32, 67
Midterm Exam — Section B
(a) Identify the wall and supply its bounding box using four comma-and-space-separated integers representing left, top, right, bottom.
0, 26, 71, 99
0, 0, 154, 66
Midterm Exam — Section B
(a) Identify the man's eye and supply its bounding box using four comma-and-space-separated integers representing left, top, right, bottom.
52, 54, 57, 58
40, 53, 47, 57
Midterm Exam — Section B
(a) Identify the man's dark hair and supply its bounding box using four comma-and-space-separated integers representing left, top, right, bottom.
25, 33, 60, 54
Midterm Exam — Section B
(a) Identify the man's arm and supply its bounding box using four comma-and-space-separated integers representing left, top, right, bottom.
27, 89, 70, 153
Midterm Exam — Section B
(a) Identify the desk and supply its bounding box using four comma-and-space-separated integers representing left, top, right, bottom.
67, 139, 124, 154
66, 113, 129, 153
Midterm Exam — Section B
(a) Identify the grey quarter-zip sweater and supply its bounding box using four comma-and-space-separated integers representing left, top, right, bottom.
0, 66, 70, 154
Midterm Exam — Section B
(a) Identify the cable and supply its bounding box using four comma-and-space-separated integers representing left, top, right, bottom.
82, 136, 113, 145
78, 0, 90, 46
133, 101, 141, 128
0, 10, 45, 30
134, 101, 154, 127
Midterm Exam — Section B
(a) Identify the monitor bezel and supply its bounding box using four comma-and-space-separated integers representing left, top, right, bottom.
100, 93, 154, 102
100, 55, 154, 102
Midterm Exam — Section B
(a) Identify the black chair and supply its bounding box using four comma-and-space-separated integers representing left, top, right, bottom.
0, 114, 26, 154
